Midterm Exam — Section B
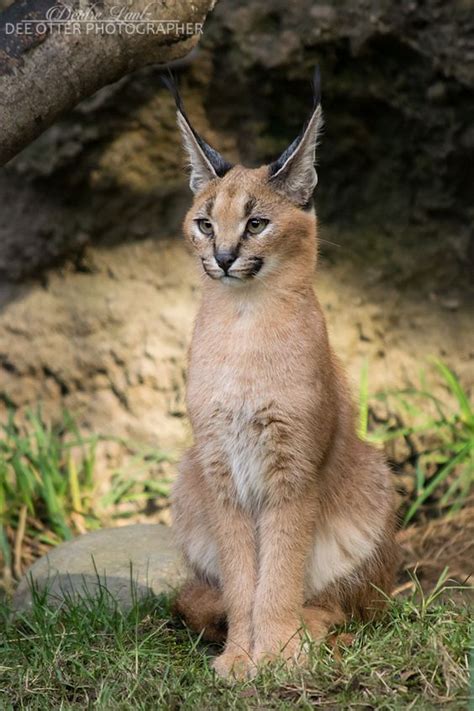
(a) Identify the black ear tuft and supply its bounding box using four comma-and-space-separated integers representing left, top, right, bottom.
267, 66, 323, 206
162, 71, 233, 183
269, 65, 322, 181
161, 71, 184, 111
311, 65, 322, 111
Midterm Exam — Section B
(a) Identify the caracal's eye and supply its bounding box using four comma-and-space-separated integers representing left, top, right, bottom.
197, 218, 214, 236
246, 217, 269, 235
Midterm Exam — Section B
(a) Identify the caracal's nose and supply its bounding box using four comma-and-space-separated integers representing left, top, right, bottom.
215, 250, 237, 273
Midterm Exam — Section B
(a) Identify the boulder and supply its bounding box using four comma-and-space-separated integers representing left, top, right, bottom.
13, 524, 184, 611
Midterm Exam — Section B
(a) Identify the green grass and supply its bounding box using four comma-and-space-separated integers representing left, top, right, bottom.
360, 360, 474, 524
0, 410, 172, 582
0, 363, 472, 707
0, 580, 471, 709
0, 410, 99, 580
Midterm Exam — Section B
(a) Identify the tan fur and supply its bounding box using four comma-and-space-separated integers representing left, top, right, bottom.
171, 162, 399, 678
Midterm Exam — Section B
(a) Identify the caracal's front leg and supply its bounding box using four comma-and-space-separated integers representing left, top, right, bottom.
253, 481, 317, 666
209, 492, 258, 679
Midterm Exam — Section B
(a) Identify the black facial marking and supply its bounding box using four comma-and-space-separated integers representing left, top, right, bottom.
244, 196, 257, 217
250, 258, 263, 276
204, 197, 215, 217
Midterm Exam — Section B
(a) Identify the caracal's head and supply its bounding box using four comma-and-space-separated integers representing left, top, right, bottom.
165, 69, 323, 287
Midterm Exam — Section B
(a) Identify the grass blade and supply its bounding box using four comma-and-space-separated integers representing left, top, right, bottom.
404, 444, 471, 524
434, 360, 473, 425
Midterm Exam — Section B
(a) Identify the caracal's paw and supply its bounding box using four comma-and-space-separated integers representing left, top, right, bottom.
251, 628, 308, 676
211, 650, 254, 680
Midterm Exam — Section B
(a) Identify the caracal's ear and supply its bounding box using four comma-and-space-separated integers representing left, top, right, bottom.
268, 66, 323, 208
162, 73, 233, 194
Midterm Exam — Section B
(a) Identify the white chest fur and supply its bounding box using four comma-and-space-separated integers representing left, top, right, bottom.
305, 516, 383, 596
219, 409, 268, 510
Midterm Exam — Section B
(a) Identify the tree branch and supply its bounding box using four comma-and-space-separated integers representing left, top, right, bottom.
0, 0, 216, 164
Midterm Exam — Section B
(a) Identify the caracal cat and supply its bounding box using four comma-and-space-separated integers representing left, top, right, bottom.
166, 70, 398, 679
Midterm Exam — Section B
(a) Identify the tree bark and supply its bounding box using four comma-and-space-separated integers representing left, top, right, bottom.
0, 0, 216, 164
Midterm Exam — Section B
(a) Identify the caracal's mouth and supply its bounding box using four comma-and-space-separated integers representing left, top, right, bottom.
223, 258, 264, 282
203, 257, 264, 283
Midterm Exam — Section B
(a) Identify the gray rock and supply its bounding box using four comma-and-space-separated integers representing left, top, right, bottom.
13, 524, 184, 612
